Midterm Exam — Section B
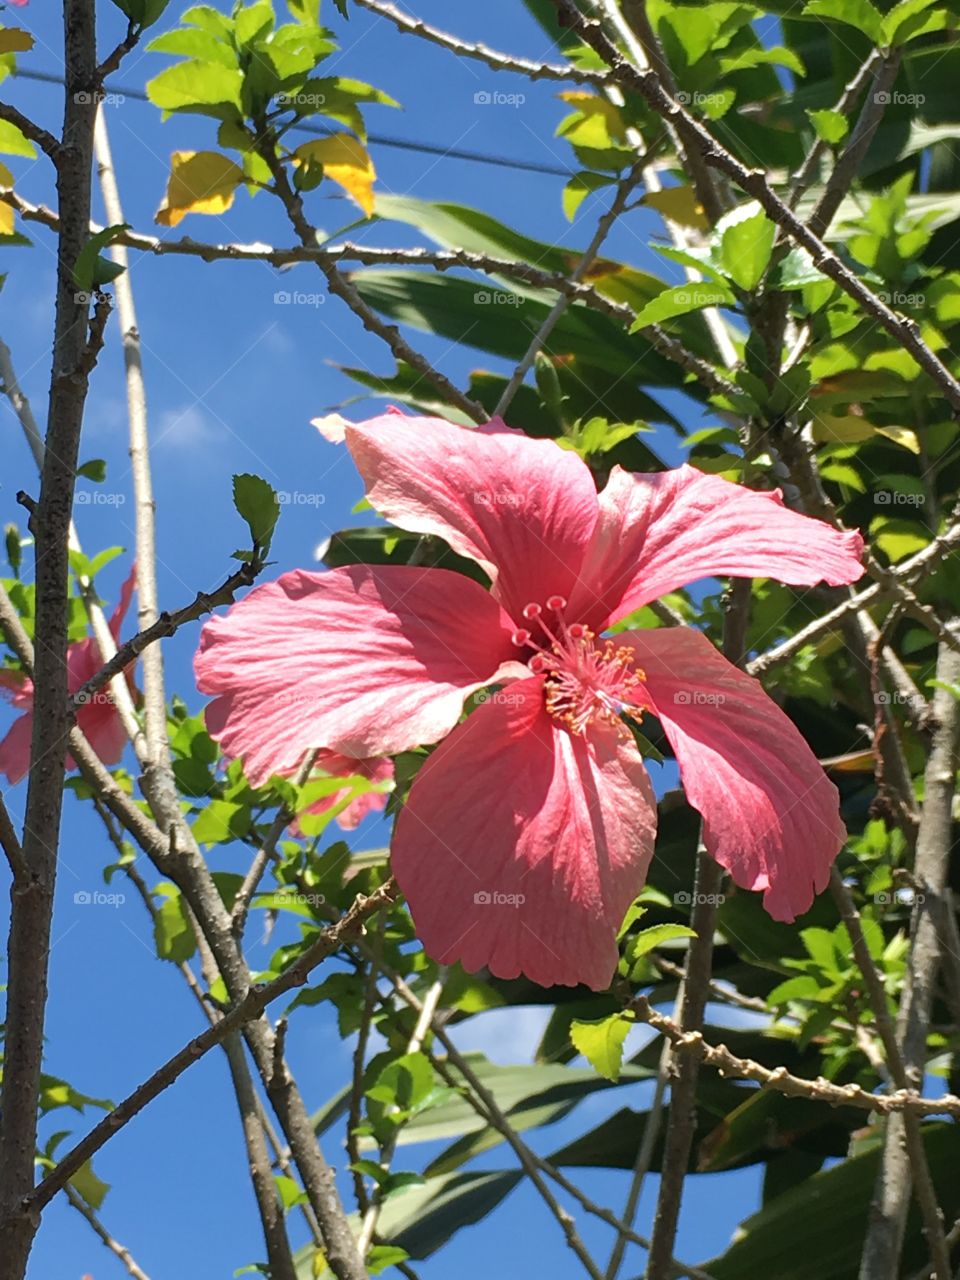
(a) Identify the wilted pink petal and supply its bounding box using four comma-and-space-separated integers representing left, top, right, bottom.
621, 626, 845, 921
392, 676, 657, 990
0, 567, 136, 783
196, 564, 520, 785
0, 671, 32, 785
569, 464, 864, 626
293, 753, 394, 832
310, 413, 351, 444
345, 413, 599, 621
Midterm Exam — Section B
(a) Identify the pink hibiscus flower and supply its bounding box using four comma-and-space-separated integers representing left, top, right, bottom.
0, 567, 137, 784
292, 752, 394, 834
194, 415, 864, 990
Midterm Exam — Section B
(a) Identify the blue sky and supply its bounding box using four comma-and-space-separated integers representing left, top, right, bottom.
0, 2, 755, 1277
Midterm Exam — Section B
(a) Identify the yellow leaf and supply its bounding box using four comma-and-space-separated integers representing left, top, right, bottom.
155, 151, 244, 228
0, 28, 34, 53
811, 412, 921, 453
293, 134, 376, 217
640, 186, 708, 231
876, 426, 921, 454
0, 160, 14, 236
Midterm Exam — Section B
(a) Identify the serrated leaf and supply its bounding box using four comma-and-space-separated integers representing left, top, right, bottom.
802, 0, 884, 42
0, 118, 36, 158
146, 59, 243, 120
232, 472, 280, 552
570, 1012, 634, 1082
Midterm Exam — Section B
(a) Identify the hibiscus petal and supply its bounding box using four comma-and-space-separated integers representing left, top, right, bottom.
569, 465, 864, 626
392, 677, 657, 990
0, 711, 32, 785
292, 753, 394, 833
622, 627, 845, 921
345, 413, 599, 620
195, 564, 518, 785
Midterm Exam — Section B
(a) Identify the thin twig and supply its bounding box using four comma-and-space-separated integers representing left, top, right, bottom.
495, 159, 647, 416
354, 0, 607, 85
0, 794, 27, 883
64, 1184, 152, 1280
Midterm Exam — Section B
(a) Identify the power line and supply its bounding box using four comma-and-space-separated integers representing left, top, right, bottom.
12, 68, 575, 179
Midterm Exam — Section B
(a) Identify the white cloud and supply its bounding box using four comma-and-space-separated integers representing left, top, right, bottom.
154, 403, 225, 450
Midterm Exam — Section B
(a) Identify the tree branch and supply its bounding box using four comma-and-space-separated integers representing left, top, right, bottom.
860, 643, 960, 1279
550, 0, 960, 414
13, 880, 397, 1221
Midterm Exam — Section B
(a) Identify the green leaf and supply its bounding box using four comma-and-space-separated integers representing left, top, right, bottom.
146, 60, 244, 120
719, 203, 777, 292
367, 1053, 435, 1113
627, 923, 697, 960
111, 0, 172, 29
232, 473, 280, 552
630, 283, 734, 330
562, 170, 615, 221
77, 458, 107, 482
193, 798, 252, 845
570, 1012, 635, 1082
73, 224, 129, 291
5, 523, 21, 575
70, 1160, 110, 1210
807, 109, 849, 145
366, 1246, 410, 1275
802, 0, 884, 42
153, 889, 196, 963
0, 118, 36, 158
